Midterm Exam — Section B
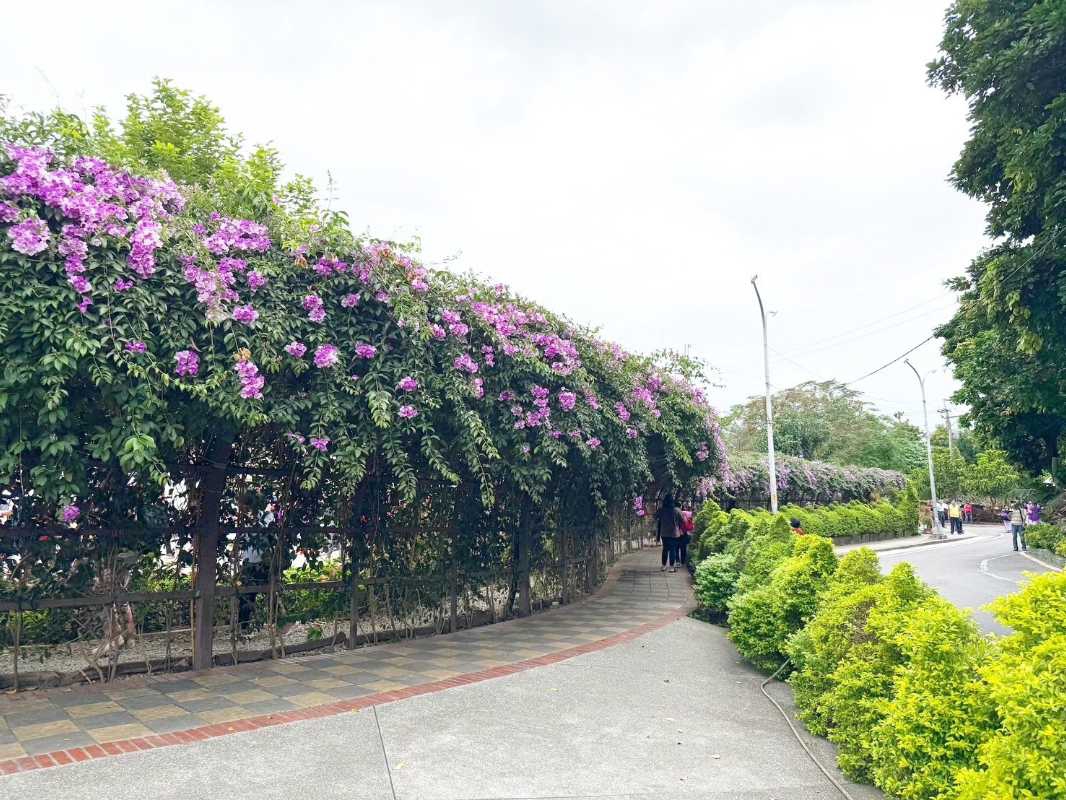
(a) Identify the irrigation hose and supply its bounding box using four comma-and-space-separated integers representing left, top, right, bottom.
760, 660, 856, 800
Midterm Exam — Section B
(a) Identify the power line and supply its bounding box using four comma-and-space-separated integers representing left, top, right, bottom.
845, 335, 935, 386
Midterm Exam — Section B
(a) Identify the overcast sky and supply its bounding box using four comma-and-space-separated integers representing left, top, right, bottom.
2, 0, 986, 429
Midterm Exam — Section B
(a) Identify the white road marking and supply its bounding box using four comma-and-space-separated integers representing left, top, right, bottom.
979, 555, 1021, 585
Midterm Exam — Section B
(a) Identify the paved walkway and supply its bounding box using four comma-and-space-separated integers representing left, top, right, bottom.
0, 551, 690, 774
1, 548, 873, 799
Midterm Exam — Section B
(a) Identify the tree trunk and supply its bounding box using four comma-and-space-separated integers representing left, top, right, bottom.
191, 433, 234, 672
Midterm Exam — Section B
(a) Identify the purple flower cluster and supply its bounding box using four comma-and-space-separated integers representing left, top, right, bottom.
234, 359, 265, 399
632, 496, 645, 517
62, 504, 80, 524
615, 402, 630, 422
303, 294, 325, 323
471, 377, 484, 398
557, 390, 577, 411
355, 343, 377, 359
174, 349, 199, 377
232, 304, 258, 325
285, 341, 307, 358
313, 344, 339, 368
125, 340, 147, 354
200, 215, 270, 255
310, 437, 330, 452
341, 293, 360, 308
398, 376, 419, 392
453, 353, 478, 374
398, 404, 418, 420
7, 217, 49, 255
247, 270, 267, 292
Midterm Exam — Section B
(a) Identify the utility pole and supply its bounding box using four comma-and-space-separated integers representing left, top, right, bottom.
906, 359, 943, 537
938, 406, 955, 457
751, 276, 779, 513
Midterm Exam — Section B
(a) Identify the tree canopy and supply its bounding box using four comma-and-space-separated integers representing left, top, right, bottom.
723, 380, 925, 473
930, 0, 1066, 476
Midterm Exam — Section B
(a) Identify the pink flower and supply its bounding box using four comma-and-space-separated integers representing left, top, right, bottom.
8, 217, 50, 255
234, 360, 265, 398
175, 349, 199, 377
232, 304, 258, 325
125, 340, 147, 354
341, 293, 360, 308
310, 437, 330, 452
375, 291, 390, 303
558, 390, 577, 411
398, 404, 418, 420
398, 376, 419, 392
449, 322, 469, 337
285, 342, 307, 358
429, 324, 446, 341
62, 504, 80, 524
355, 343, 377, 359
247, 270, 267, 292
303, 294, 325, 323
76, 295, 92, 314
615, 403, 631, 422
453, 353, 478, 374
586, 437, 602, 449
114, 278, 134, 292
314, 344, 339, 368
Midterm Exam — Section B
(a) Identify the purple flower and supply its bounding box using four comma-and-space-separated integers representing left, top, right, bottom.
232, 304, 258, 325
314, 344, 339, 368
0, 201, 18, 223
615, 403, 631, 422
62, 504, 80, 524
558, 390, 577, 411
114, 278, 134, 292
68, 275, 92, 294
310, 437, 330, 452
125, 340, 147, 354
247, 270, 267, 292
471, 377, 484, 398
303, 294, 325, 323
429, 324, 446, 341
285, 341, 307, 358
8, 217, 50, 255
355, 343, 377, 359
453, 353, 478, 374
398, 376, 419, 392
498, 390, 516, 402
626, 427, 639, 439
175, 349, 199, 377
76, 295, 92, 314
398, 404, 418, 420
341, 293, 360, 308
449, 322, 470, 337
375, 291, 390, 304
586, 437, 602, 450
234, 360, 265, 399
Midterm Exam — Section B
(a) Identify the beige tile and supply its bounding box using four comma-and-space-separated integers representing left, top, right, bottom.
265, 661, 311, 674
104, 686, 159, 700
360, 680, 406, 693
196, 707, 250, 724
286, 691, 337, 708
252, 674, 299, 688
87, 722, 153, 743
416, 668, 462, 680
224, 689, 277, 705
307, 678, 351, 691
166, 689, 211, 703
363, 666, 409, 678
320, 664, 360, 677
0, 742, 27, 760
130, 705, 189, 722
13, 719, 80, 742
65, 700, 125, 719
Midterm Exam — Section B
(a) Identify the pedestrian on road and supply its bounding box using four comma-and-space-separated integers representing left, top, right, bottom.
657, 492, 683, 573
936, 500, 948, 529
1026, 502, 1042, 526
677, 506, 695, 566
1000, 507, 1012, 534
948, 500, 963, 535
963, 502, 973, 523
1010, 506, 1028, 552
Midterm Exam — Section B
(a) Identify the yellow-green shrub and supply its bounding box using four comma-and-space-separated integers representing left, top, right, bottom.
952, 571, 1066, 800
694, 500, 731, 560
1024, 522, 1064, 552
693, 552, 739, 614
727, 535, 838, 672
868, 597, 995, 800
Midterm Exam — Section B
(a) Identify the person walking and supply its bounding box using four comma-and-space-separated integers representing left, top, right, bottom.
677, 507, 694, 566
948, 500, 963, 535
1026, 502, 1042, 526
657, 492, 683, 573
936, 500, 948, 530
963, 502, 973, 523
1010, 506, 1028, 552
1000, 507, 1012, 534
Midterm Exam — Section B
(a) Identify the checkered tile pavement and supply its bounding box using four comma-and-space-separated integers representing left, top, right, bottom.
0, 549, 691, 766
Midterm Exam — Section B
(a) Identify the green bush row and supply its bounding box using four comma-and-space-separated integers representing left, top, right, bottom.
697, 522, 1066, 798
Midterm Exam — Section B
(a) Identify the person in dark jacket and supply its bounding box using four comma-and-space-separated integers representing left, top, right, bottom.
657, 492, 683, 573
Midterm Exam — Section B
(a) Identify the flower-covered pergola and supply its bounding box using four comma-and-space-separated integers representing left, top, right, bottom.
0, 87, 727, 671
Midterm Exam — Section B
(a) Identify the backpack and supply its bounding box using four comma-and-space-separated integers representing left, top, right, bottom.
679, 510, 695, 534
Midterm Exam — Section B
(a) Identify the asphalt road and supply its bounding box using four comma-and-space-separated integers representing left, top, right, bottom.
874, 523, 1055, 634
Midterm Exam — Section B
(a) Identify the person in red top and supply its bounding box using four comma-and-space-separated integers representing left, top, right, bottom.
790, 518, 806, 536
963, 502, 973, 523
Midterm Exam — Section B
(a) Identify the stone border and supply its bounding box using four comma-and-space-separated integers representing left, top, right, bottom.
0, 602, 693, 778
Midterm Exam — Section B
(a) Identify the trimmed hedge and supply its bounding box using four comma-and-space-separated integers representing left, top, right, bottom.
704, 535, 1066, 799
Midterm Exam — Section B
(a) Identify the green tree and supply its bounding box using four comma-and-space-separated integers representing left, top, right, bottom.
930, 1, 1066, 475
965, 448, 1022, 503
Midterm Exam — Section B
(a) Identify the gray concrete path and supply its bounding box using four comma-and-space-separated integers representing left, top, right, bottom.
3, 550, 873, 800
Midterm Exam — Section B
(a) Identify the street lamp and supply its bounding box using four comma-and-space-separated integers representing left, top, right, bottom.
905, 359, 943, 537
751, 275, 779, 513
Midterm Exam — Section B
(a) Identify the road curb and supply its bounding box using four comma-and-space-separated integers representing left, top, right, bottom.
837, 534, 975, 555
1020, 550, 1063, 573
